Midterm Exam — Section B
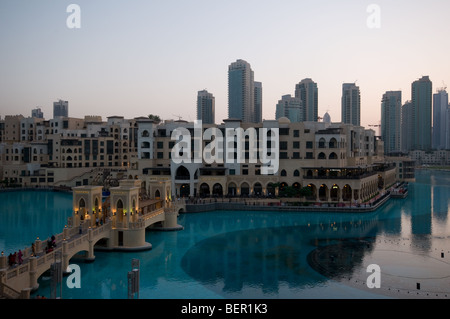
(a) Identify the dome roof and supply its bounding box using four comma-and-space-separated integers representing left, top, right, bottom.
277, 117, 291, 124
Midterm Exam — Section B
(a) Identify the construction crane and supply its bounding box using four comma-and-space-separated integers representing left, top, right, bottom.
172, 114, 183, 121
368, 122, 381, 137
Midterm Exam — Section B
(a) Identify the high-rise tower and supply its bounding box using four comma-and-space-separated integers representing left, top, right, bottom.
341, 83, 360, 126
381, 91, 402, 154
228, 59, 261, 123
53, 99, 69, 118
295, 78, 318, 122
254, 81, 263, 123
411, 76, 432, 150
197, 90, 215, 124
432, 87, 448, 150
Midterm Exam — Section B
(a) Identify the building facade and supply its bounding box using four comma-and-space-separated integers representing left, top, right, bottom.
432, 88, 449, 150
53, 100, 69, 118
128, 118, 395, 205
228, 59, 261, 123
341, 83, 361, 126
197, 90, 215, 124
31, 108, 44, 119
295, 78, 318, 122
381, 91, 402, 155
254, 81, 263, 123
401, 100, 413, 153
1, 113, 402, 205
411, 76, 432, 151
275, 94, 302, 122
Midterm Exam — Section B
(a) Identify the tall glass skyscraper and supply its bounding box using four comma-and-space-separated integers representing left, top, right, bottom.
432, 88, 448, 150
401, 100, 413, 152
228, 60, 261, 123
53, 100, 68, 118
197, 90, 215, 124
295, 78, 318, 122
341, 83, 360, 126
275, 94, 302, 122
411, 76, 432, 150
381, 91, 402, 154
254, 81, 262, 123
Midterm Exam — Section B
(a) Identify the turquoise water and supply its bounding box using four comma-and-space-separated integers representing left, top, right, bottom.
1, 170, 449, 299
0, 190, 73, 254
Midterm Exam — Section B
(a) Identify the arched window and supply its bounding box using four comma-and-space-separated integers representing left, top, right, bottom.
212, 183, 223, 196
319, 138, 326, 148
281, 169, 287, 176
293, 169, 300, 177
240, 182, 250, 196
176, 166, 190, 179
228, 182, 237, 196
253, 183, 262, 196
329, 152, 338, 159
329, 138, 337, 148
318, 152, 326, 159
200, 183, 210, 197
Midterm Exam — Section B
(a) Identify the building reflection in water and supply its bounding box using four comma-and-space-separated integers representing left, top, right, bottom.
180, 216, 380, 296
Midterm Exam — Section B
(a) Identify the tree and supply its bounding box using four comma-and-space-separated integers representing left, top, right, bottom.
299, 186, 313, 198
279, 186, 299, 198
148, 114, 161, 123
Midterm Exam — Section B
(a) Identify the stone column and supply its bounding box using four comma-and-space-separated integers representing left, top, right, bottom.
29, 257, 39, 291
62, 241, 70, 274
190, 180, 195, 197
0, 255, 7, 270
86, 228, 95, 262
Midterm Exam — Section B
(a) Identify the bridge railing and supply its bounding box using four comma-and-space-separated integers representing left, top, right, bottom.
0, 282, 22, 299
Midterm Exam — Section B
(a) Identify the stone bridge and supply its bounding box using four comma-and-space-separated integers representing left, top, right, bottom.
0, 179, 184, 299
0, 206, 180, 299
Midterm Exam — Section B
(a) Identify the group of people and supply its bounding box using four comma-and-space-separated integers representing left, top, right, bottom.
45, 235, 56, 253
6, 235, 58, 268
8, 250, 23, 267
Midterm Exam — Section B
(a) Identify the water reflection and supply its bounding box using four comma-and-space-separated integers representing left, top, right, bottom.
181, 217, 381, 297
180, 170, 450, 298
11, 170, 450, 298
307, 238, 376, 279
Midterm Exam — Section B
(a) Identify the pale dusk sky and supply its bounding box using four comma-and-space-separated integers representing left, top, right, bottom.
1, 0, 449, 129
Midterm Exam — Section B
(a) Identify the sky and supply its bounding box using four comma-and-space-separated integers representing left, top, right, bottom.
1, 0, 450, 129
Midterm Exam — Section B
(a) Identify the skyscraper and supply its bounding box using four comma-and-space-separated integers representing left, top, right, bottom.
401, 100, 413, 152
432, 88, 448, 150
31, 107, 44, 119
53, 100, 69, 118
341, 83, 360, 126
228, 59, 260, 123
447, 104, 450, 149
254, 82, 263, 123
275, 94, 302, 122
381, 91, 402, 154
295, 78, 318, 122
197, 90, 215, 124
411, 76, 432, 150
